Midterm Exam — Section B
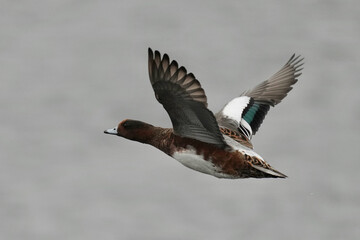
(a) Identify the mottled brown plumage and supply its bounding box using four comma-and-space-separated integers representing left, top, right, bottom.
109, 120, 285, 178
105, 48, 303, 179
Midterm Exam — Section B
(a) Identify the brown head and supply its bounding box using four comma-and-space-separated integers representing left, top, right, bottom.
104, 119, 156, 143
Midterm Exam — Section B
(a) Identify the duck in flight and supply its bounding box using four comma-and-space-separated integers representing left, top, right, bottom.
104, 48, 303, 179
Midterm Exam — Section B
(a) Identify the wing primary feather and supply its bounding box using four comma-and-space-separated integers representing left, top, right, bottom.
148, 48, 227, 148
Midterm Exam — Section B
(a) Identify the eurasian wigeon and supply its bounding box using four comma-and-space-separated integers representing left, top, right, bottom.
104, 48, 303, 179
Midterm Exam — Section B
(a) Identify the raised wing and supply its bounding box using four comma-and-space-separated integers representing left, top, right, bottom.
148, 48, 227, 148
216, 54, 304, 140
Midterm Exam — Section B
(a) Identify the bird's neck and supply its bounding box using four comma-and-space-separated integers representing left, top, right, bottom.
147, 127, 174, 155
131, 126, 174, 155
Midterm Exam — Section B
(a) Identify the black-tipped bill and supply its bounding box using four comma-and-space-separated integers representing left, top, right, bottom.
104, 127, 117, 135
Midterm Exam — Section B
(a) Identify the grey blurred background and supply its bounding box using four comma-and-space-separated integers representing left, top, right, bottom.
1, 0, 359, 239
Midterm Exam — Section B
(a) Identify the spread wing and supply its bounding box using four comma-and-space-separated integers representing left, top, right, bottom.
216, 54, 304, 140
148, 48, 227, 148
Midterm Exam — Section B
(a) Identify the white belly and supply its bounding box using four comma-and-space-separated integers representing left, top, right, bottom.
172, 148, 232, 178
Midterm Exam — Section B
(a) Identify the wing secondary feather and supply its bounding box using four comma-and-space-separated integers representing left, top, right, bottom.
216, 54, 304, 140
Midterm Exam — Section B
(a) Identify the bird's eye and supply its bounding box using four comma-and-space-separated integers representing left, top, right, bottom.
122, 121, 129, 128
122, 120, 144, 129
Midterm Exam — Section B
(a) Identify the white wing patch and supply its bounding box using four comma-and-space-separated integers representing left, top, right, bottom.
219, 96, 253, 139
221, 96, 251, 123
240, 119, 253, 137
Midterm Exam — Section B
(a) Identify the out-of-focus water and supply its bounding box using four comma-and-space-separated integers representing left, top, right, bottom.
1, 1, 359, 239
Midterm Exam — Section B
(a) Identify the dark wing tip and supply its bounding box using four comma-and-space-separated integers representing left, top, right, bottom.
148, 49, 208, 107
148, 48, 153, 58
287, 54, 304, 68
163, 53, 170, 62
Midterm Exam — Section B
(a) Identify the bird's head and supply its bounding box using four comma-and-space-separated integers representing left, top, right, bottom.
104, 119, 155, 143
